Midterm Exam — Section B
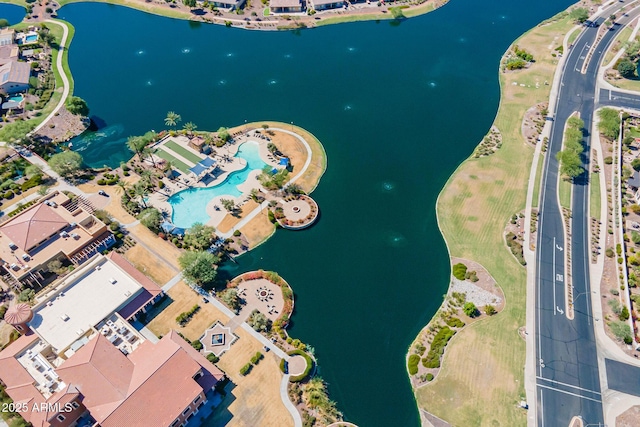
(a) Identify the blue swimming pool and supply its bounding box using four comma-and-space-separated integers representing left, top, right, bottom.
25, 34, 37, 43
168, 141, 267, 228
9, 95, 23, 103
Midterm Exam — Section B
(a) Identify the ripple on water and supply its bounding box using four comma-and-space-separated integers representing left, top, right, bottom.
226, 52, 234, 57
218, 79, 227, 86
384, 231, 408, 248
284, 54, 292, 58
268, 79, 278, 85
347, 47, 356, 52
343, 104, 353, 111
136, 49, 145, 55
428, 81, 437, 88
181, 47, 191, 54
145, 80, 153, 86
381, 181, 395, 192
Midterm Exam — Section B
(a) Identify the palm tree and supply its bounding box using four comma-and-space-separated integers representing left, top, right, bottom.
249, 188, 259, 202
115, 180, 129, 195
183, 122, 197, 136
126, 136, 145, 161
133, 182, 149, 208
140, 146, 157, 169
164, 111, 182, 127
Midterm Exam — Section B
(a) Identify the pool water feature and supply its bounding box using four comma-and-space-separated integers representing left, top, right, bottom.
168, 141, 267, 228
8, 95, 24, 103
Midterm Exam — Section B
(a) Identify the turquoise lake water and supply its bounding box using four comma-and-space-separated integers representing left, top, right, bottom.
0, 4, 25, 25
56, 1, 576, 425
169, 141, 267, 228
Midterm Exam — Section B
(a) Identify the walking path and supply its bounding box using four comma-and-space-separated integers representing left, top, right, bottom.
198, 286, 301, 426
31, 19, 71, 135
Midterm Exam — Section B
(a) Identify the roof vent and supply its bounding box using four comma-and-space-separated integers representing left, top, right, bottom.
8, 243, 17, 250
60, 314, 69, 321
109, 278, 117, 284
21, 254, 29, 261
46, 301, 53, 307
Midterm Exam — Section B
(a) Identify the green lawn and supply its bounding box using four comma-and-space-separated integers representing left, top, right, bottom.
263, 7, 269, 17
163, 139, 203, 164
590, 173, 601, 220
155, 149, 191, 173
628, 126, 640, 138
532, 152, 545, 208
567, 28, 581, 46
559, 178, 572, 209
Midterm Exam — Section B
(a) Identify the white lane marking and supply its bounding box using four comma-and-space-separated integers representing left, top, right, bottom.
536, 376, 601, 395
537, 383, 602, 403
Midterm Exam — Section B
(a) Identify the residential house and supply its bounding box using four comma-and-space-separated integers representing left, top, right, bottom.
312, 0, 344, 10
0, 28, 15, 47
270, 0, 304, 13
0, 45, 19, 67
0, 60, 30, 94
210, 0, 246, 10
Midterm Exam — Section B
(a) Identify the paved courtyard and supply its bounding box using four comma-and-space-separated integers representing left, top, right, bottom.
237, 278, 285, 322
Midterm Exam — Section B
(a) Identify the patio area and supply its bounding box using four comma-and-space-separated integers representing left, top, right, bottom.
237, 278, 285, 322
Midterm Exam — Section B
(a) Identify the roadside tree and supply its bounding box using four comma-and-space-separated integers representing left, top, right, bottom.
617, 59, 637, 79
178, 250, 220, 286
66, 96, 89, 116
48, 151, 83, 177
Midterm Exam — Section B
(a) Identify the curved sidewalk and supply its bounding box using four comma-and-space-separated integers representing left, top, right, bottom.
31, 19, 71, 135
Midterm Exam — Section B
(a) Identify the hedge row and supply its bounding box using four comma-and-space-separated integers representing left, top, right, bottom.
176, 304, 200, 326
287, 349, 314, 382
239, 363, 252, 376
422, 326, 456, 369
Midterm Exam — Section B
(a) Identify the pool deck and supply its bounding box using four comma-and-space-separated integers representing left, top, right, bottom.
147, 133, 281, 228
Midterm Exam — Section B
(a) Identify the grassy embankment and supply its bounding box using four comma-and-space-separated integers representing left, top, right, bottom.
414, 12, 576, 426
0, 19, 75, 141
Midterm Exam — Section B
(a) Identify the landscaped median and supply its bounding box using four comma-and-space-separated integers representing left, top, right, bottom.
411, 9, 582, 426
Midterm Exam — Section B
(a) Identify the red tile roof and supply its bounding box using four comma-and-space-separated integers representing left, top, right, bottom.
0, 203, 68, 251
56, 334, 134, 416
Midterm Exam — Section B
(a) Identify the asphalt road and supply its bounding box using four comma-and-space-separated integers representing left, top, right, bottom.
534, 5, 640, 426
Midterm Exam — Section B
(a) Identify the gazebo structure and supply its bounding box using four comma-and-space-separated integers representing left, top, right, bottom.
4, 303, 33, 334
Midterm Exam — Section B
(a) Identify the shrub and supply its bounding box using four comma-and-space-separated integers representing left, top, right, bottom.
608, 299, 622, 315
407, 354, 420, 375
620, 306, 630, 321
0, 305, 7, 318
233, 229, 241, 237
240, 363, 252, 376
191, 340, 203, 350
250, 351, 263, 365
604, 156, 613, 165
444, 317, 465, 328
610, 320, 633, 342
280, 358, 287, 373
422, 326, 456, 369
463, 302, 479, 317
452, 263, 467, 280
206, 353, 219, 364
484, 305, 497, 316
606, 248, 615, 258
426, 373, 434, 381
